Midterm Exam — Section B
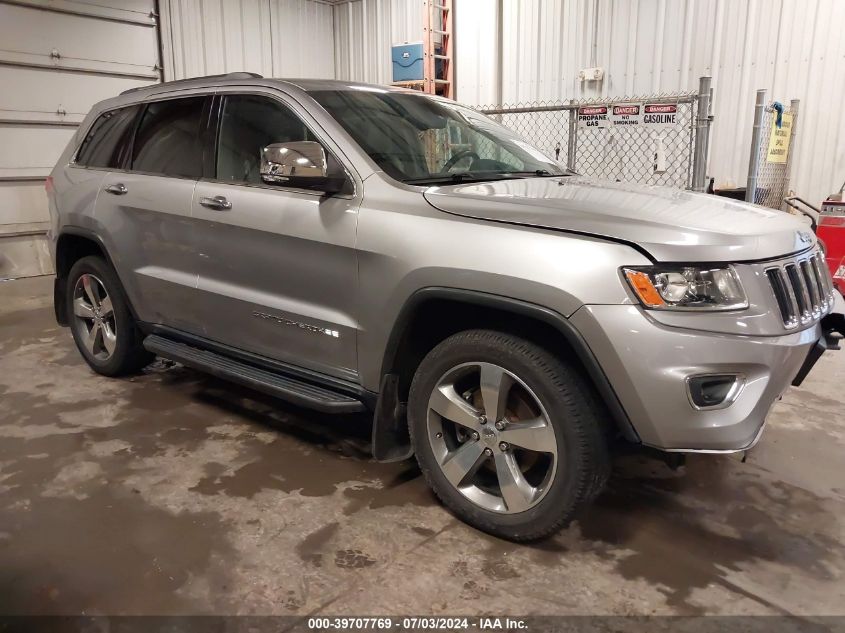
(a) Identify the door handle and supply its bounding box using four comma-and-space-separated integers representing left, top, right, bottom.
199, 195, 232, 211
104, 183, 127, 195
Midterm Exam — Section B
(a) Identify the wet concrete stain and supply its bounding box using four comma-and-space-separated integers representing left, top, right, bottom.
334, 549, 377, 569
0, 485, 235, 615
570, 455, 843, 614
296, 522, 340, 567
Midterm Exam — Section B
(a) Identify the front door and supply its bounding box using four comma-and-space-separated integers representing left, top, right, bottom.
191, 92, 360, 381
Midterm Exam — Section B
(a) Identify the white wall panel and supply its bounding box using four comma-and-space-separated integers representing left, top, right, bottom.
0, 2, 159, 78
0, 66, 155, 125
453, 0, 845, 209
0, 182, 48, 226
0, 0, 159, 278
270, 0, 335, 78
333, 0, 422, 84
455, 0, 498, 106
160, 0, 334, 80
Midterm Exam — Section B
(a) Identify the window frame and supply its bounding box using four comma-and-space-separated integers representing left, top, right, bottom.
203, 90, 356, 198
122, 94, 213, 180
71, 104, 142, 171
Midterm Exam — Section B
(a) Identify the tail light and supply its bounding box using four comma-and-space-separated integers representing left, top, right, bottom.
45, 176, 54, 195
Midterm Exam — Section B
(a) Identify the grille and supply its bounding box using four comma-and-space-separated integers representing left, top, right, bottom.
765, 249, 835, 329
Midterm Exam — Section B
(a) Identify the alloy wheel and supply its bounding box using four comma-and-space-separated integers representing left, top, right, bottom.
426, 362, 558, 514
71, 273, 117, 361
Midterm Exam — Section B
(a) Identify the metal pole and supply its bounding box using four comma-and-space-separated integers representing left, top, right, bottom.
745, 89, 767, 203
567, 103, 578, 172
781, 99, 800, 202
691, 75, 712, 192
495, 0, 504, 107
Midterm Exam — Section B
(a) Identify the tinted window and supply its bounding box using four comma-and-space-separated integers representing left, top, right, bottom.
76, 106, 139, 169
216, 95, 314, 185
131, 97, 205, 178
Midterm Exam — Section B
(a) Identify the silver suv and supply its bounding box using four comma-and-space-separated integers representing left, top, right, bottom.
47, 73, 844, 541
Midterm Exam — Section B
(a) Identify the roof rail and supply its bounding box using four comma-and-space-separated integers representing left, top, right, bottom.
120, 72, 264, 95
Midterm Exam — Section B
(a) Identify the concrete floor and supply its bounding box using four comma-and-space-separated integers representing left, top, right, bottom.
1, 275, 844, 617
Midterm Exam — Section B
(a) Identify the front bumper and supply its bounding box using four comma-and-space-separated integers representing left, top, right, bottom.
570, 304, 839, 452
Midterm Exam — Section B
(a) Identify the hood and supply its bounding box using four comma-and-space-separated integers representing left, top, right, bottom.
423, 177, 815, 262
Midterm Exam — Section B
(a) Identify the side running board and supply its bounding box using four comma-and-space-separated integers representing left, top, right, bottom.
143, 334, 366, 413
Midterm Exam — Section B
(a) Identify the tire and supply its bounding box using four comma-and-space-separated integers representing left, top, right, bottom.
408, 329, 610, 541
66, 256, 153, 376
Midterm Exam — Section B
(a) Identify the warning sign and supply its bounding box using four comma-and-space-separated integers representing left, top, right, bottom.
577, 105, 609, 129
643, 103, 679, 129
610, 103, 642, 127
766, 113, 793, 164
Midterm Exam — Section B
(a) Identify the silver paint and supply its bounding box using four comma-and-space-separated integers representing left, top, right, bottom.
47, 76, 843, 453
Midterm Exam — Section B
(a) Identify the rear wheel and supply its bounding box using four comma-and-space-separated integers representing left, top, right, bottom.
67, 256, 152, 376
408, 329, 609, 541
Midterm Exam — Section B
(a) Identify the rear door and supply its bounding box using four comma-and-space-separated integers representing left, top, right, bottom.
96, 95, 209, 334
191, 91, 360, 381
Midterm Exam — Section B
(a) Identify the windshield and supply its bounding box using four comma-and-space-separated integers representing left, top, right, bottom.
310, 88, 569, 185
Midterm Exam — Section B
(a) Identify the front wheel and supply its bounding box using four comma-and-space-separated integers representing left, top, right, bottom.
408, 330, 609, 541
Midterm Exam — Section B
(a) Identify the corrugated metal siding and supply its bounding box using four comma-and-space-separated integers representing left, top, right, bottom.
333, 0, 422, 83
160, 0, 334, 80
453, 0, 845, 207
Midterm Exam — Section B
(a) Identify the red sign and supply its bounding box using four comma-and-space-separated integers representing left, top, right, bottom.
612, 104, 640, 116
644, 104, 677, 114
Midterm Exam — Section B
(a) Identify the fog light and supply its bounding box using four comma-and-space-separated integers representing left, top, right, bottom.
686, 374, 745, 410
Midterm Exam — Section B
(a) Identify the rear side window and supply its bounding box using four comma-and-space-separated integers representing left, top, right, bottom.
131, 97, 205, 178
75, 106, 139, 169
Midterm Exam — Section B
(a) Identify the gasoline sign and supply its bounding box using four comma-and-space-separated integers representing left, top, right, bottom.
643, 103, 679, 129
577, 105, 609, 129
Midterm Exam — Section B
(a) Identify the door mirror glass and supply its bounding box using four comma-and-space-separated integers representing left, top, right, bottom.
261, 141, 339, 189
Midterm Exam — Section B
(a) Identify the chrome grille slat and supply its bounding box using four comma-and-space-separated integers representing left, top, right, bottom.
785, 264, 811, 320
765, 268, 797, 327
799, 259, 821, 316
765, 248, 833, 330
813, 254, 834, 301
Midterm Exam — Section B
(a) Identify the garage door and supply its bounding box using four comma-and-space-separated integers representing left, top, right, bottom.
0, 0, 161, 279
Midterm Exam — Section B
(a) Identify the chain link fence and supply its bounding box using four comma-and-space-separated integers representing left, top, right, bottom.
746, 91, 799, 209
475, 77, 713, 192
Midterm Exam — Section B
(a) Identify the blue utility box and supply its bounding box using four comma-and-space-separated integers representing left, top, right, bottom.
392, 42, 424, 82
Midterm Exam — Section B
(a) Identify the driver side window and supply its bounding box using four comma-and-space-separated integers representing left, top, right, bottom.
216, 95, 313, 185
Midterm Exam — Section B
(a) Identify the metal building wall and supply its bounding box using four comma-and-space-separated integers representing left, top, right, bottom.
333, 0, 423, 83
454, 0, 845, 207
160, 0, 335, 80
0, 0, 159, 279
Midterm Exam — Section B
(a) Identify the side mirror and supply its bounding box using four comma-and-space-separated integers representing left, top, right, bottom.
260, 141, 346, 193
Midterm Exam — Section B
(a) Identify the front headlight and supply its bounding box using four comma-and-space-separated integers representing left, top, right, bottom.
623, 265, 748, 311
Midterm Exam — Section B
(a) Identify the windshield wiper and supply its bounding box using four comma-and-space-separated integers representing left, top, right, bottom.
504, 169, 571, 178
403, 173, 521, 186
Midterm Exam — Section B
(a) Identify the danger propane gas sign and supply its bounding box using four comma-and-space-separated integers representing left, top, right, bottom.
577, 105, 609, 128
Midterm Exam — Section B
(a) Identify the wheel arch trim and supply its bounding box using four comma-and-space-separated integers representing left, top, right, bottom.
54, 226, 139, 326
374, 287, 640, 461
